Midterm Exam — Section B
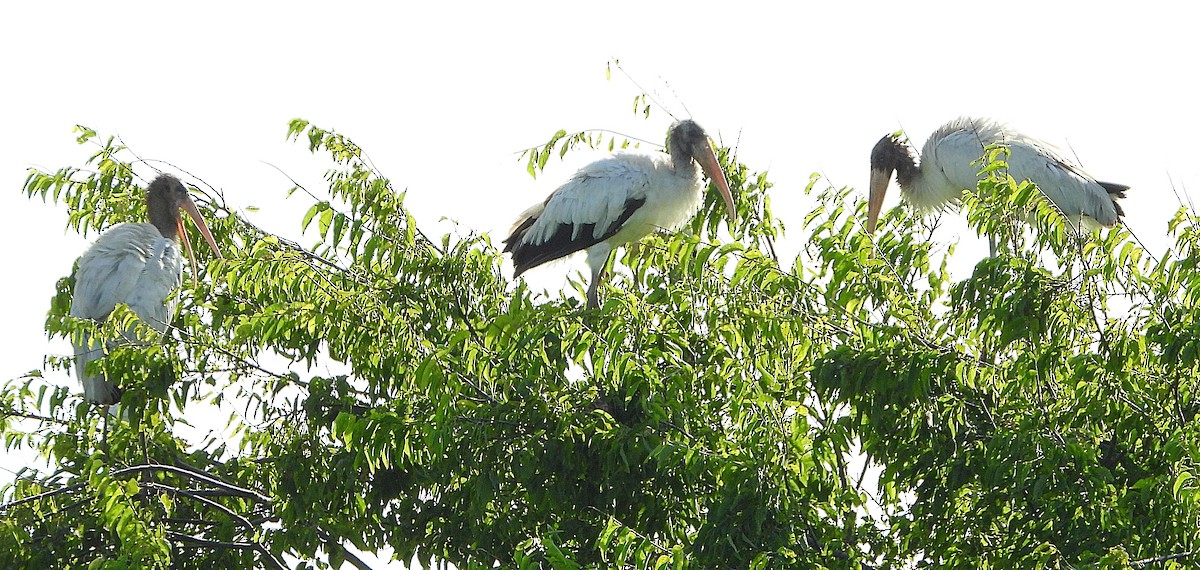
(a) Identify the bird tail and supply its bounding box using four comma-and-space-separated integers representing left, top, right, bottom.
75, 342, 123, 406
503, 214, 540, 277
1098, 181, 1129, 218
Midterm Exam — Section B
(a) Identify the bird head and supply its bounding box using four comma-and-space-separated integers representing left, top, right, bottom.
147, 175, 224, 274
867, 133, 913, 234
667, 120, 736, 222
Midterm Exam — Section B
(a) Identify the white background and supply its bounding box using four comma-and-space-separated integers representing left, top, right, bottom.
2, 2, 1197, 567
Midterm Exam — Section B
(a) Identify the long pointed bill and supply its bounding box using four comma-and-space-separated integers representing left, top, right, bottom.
695, 141, 736, 223
866, 168, 893, 234
177, 217, 198, 285
180, 196, 224, 259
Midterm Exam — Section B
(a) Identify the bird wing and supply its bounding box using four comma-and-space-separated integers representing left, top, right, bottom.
1004, 136, 1122, 227
927, 120, 1005, 180
922, 118, 1121, 226
70, 223, 184, 404
71, 224, 184, 326
504, 157, 650, 275
912, 119, 1004, 212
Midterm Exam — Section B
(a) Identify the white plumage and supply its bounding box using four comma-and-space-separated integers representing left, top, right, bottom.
70, 174, 222, 406
868, 117, 1128, 238
514, 154, 704, 248
71, 224, 186, 403
505, 120, 735, 308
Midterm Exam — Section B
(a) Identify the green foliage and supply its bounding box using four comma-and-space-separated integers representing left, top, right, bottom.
518, 129, 641, 180
4, 103, 1200, 570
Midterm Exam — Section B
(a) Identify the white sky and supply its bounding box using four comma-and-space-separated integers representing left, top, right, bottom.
2, 1, 1198, 567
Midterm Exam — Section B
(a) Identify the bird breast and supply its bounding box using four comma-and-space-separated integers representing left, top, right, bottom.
70, 222, 185, 332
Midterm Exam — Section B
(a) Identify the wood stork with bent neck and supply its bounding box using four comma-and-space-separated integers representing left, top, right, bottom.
504, 119, 735, 308
867, 117, 1128, 252
70, 174, 223, 406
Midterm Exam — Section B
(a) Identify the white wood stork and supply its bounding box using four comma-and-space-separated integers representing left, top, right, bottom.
867, 117, 1128, 250
504, 119, 735, 308
70, 174, 223, 405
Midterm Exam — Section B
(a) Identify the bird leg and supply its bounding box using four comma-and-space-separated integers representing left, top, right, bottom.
101, 410, 111, 459
586, 280, 600, 309
586, 263, 605, 309
585, 245, 613, 309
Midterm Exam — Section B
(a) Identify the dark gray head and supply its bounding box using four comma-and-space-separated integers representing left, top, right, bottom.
870, 134, 918, 186
666, 119, 708, 161
144, 173, 224, 259
867, 134, 919, 234
664, 119, 736, 221
146, 174, 190, 240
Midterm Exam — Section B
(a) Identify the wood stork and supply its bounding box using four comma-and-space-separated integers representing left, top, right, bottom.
504, 119, 735, 308
867, 117, 1128, 250
70, 174, 223, 405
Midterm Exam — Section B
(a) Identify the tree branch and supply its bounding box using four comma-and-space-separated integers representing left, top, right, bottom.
314, 526, 377, 570
166, 531, 287, 570
145, 482, 259, 534
123, 464, 272, 504
1, 463, 271, 513
1133, 550, 1193, 567
0, 405, 71, 425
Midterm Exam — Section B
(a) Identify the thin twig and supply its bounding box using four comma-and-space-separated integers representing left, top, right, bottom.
166, 531, 287, 570
314, 526, 378, 570
0, 463, 271, 512
1133, 550, 1193, 567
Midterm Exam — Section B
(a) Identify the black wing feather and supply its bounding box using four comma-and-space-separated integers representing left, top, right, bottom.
1098, 181, 1129, 218
504, 198, 646, 276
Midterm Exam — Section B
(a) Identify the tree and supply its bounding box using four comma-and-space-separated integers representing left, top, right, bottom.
2, 101, 1199, 569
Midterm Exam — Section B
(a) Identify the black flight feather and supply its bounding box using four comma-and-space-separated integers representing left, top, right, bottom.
1098, 181, 1129, 218
504, 198, 646, 276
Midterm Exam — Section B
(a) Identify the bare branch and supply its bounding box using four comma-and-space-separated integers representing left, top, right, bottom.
314, 526, 378, 570
1, 463, 271, 513
1133, 551, 1194, 567
166, 531, 287, 570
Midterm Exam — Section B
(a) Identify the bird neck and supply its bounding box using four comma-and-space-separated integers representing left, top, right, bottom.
146, 196, 181, 241
894, 150, 963, 214
893, 147, 921, 191
670, 149, 698, 173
